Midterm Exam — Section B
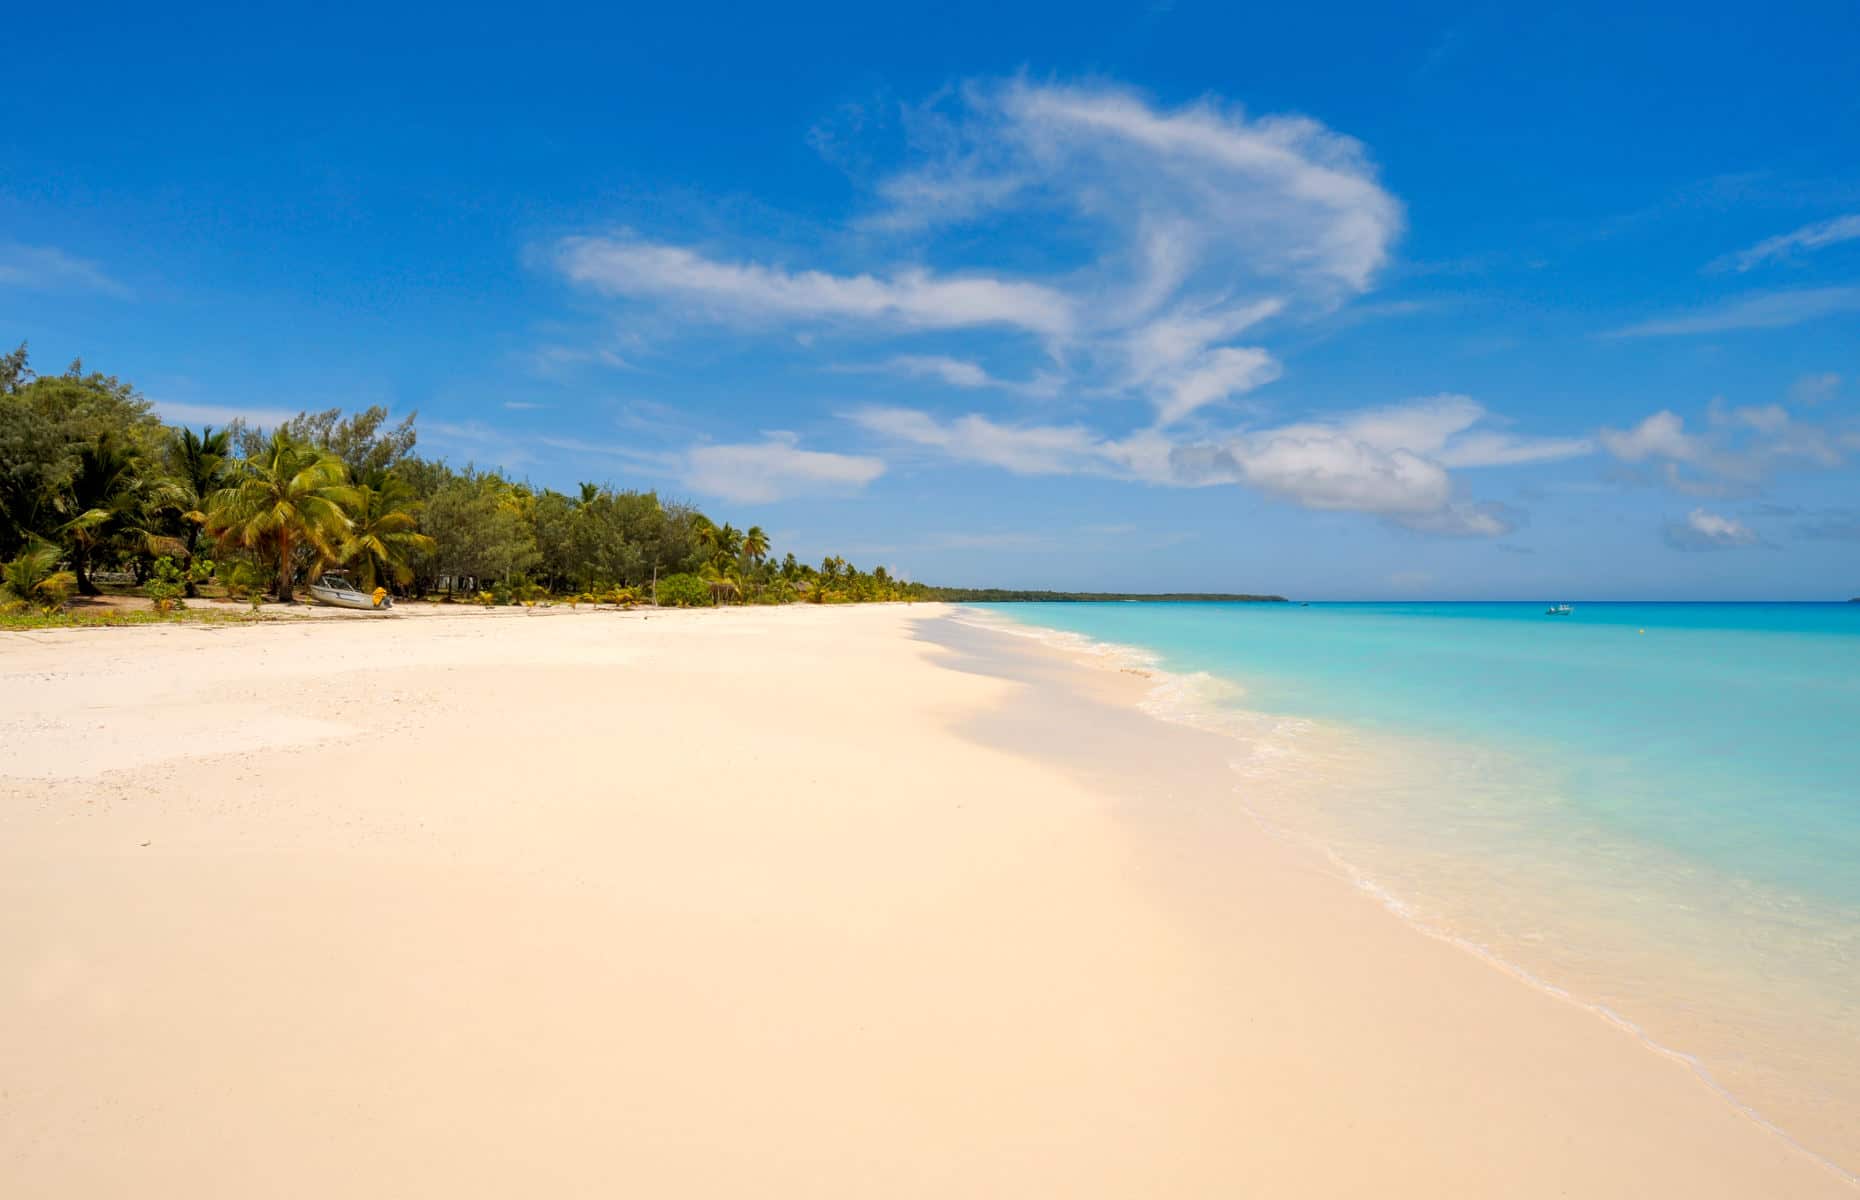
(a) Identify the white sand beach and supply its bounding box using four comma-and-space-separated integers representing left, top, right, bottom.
1, 604, 1850, 1197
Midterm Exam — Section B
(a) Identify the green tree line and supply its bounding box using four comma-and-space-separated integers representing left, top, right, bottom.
0, 347, 936, 612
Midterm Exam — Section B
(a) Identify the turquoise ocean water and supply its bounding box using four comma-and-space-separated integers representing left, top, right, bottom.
970, 601, 1860, 1173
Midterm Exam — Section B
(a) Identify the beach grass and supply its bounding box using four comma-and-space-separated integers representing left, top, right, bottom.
0, 606, 269, 631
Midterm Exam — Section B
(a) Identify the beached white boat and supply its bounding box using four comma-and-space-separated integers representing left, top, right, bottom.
1545, 603, 1573, 616
307, 572, 391, 610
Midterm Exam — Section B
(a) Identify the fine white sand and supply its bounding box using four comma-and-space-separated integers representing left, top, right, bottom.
1, 604, 1850, 1197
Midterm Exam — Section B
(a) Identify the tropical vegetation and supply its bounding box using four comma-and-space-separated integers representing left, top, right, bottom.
0, 345, 940, 618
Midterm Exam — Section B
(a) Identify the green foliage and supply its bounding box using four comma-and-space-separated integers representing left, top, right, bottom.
165, 426, 233, 572
418, 472, 539, 593
229, 406, 417, 479
222, 560, 271, 600
0, 350, 164, 560
340, 473, 434, 590
1, 541, 77, 611
655, 572, 711, 608
206, 430, 356, 602
59, 431, 184, 594
0, 606, 264, 631
145, 556, 188, 611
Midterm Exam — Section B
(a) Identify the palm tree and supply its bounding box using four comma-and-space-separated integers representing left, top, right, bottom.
743, 525, 769, 565
698, 559, 742, 605
700, 520, 742, 564
340, 473, 435, 592
1, 540, 76, 611
170, 426, 232, 554
169, 426, 232, 594
739, 526, 770, 600
60, 433, 179, 595
207, 431, 356, 603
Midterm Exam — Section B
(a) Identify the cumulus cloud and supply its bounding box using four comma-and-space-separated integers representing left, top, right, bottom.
850, 394, 1579, 536
1599, 401, 1854, 495
1607, 287, 1860, 338
682, 433, 885, 503
552, 79, 1403, 426
1711, 214, 1860, 272
1662, 508, 1760, 551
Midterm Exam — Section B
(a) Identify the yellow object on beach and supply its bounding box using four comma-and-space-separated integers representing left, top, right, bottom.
373, 587, 388, 608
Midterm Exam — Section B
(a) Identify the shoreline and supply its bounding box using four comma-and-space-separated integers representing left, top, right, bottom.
3, 605, 1853, 1196
948, 603, 1860, 1187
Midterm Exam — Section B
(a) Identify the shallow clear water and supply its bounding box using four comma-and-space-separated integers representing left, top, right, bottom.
972, 601, 1860, 1174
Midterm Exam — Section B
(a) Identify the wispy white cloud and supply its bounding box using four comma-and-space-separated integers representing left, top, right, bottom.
1152, 346, 1282, 425
1789, 372, 1841, 406
524, 343, 631, 377
683, 433, 885, 503
423, 420, 539, 469
850, 394, 1581, 537
1711, 214, 1860, 272
1663, 507, 1760, 551
850, 406, 1111, 476
533, 435, 676, 474
0, 244, 132, 298
1606, 287, 1860, 338
555, 236, 1075, 336
553, 79, 1402, 427
872, 80, 1401, 291
836, 354, 1062, 398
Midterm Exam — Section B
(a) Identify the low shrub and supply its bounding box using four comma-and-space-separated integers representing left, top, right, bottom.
654, 573, 710, 608
222, 560, 270, 600
146, 556, 188, 612
1, 542, 77, 612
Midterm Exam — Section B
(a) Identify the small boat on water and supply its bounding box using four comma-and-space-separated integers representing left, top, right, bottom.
1545, 603, 1574, 616
308, 572, 391, 610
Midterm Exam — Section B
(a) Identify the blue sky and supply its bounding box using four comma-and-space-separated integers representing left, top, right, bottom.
5, 1, 1859, 598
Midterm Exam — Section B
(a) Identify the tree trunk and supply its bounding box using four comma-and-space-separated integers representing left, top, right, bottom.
182, 527, 201, 598
275, 536, 295, 604
73, 549, 99, 597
